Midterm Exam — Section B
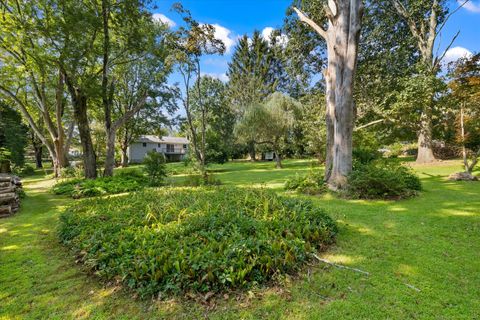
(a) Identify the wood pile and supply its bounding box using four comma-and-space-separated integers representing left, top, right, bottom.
0, 174, 22, 218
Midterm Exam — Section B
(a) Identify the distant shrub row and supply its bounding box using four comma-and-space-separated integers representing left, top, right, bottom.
58, 187, 337, 297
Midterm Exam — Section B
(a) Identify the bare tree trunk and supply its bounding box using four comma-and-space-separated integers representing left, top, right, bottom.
34, 145, 43, 169
248, 141, 256, 161
72, 92, 97, 179
274, 149, 282, 169
416, 110, 436, 164
295, 0, 363, 190
120, 144, 129, 167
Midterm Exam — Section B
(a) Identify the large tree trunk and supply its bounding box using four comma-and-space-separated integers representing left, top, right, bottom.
416, 111, 436, 164
295, 0, 363, 190
73, 93, 97, 179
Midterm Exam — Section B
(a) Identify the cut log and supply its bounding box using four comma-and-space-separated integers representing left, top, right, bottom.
0, 182, 11, 188
0, 186, 16, 193
0, 193, 17, 205
0, 176, 12, 183
0, 205, 12, 217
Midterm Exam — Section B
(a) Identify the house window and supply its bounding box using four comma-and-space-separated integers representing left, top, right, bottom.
183, 144, 187, 149
142, 143, 147, 147
158, 143, 161, 148
166, 144, 174, 153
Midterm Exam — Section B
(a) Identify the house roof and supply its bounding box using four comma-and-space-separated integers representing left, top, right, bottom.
136, 135, 189, 144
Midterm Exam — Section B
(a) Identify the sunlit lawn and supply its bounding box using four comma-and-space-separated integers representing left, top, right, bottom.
1, 159, 479, 319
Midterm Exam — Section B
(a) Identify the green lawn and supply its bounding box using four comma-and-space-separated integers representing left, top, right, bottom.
1, 159, 480, 319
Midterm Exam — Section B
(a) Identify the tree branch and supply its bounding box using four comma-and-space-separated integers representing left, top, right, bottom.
293, 7, 327, 40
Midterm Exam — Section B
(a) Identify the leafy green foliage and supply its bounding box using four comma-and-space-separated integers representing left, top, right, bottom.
143, 151, 167, 186
347, 161, 421, 199
58, 187, 337, 297
52, 171, 146, 199
284, 170, 326, 195
0, 104, 28, 168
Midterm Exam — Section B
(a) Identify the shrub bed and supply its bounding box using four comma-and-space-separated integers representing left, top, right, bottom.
284, 170, 326, 195
346, 161, 421, 199
52, 170, 146, 198
58, 187, 337, 297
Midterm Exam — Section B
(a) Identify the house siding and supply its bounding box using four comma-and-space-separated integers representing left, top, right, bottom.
128, 142, 187, 163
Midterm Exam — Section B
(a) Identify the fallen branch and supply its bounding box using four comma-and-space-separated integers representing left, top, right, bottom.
312, 254, 370, 276
405, 283, 421, 292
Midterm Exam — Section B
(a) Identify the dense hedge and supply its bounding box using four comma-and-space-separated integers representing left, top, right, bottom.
52, 171, 146, 198
347, 161, 422, 199
58, 187, 337, 297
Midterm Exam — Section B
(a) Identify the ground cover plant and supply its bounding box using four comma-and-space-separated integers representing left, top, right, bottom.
58, 186, 337, 297
52, 170, 147, 198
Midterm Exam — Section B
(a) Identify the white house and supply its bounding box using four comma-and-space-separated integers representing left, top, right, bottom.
128, 135, 189, 163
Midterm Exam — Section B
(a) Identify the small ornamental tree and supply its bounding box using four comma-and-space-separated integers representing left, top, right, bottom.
143, 151, 167, 186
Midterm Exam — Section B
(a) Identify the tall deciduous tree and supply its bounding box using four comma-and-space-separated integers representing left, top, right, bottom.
171, 4, 225, 179
448, 53, 480, 177
188, 76, 235, 164
391, 0, 468, 163
0, 0, 75, 177
293, 0, 363, 189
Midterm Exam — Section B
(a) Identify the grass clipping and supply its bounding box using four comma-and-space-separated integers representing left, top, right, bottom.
58, 186, 337, 298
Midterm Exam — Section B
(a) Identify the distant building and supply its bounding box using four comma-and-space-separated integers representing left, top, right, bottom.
128, 135, 189, 163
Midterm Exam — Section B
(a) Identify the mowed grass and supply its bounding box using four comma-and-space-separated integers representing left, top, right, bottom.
1, 159, 480, 319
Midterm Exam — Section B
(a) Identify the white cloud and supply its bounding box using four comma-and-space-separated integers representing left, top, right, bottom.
204, 24, 236, 54
152, 13, 176, 28
443, 46, 473, 65
201, 72, 229, 82
261, 27, 289, 47
458, 0, 480, 13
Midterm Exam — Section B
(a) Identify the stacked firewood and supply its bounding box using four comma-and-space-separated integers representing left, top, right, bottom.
0, 174, 22, 218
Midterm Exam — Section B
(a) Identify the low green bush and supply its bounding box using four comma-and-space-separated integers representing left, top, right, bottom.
52, 172, 146, 199
346, 161, 421, 200
17, 164, 35, 177
58, 187, 337, 297
284, 170, 326, 195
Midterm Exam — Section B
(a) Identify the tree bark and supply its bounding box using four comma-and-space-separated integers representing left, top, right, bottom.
120, 144, 129, 167
248, 141, 256, 161
72, 92, 97, 179
34, 145, 43, 169
274, 150, 282, 169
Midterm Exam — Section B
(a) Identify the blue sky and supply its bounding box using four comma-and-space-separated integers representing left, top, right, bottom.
152, 0, 480, 83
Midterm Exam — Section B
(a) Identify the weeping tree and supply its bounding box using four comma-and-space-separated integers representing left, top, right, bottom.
293, 0, 363, 189
236, 92, 299, 169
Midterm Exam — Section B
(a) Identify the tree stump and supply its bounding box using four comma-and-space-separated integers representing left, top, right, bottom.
0, 174, 22, 218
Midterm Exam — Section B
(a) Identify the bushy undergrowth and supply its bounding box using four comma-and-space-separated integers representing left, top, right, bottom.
284, 170, 326, 195
347, 161, 421, 199
58, 187, 337, 297
52, 170, 146, 198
